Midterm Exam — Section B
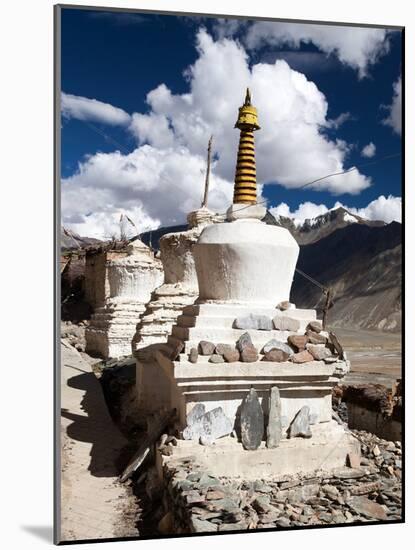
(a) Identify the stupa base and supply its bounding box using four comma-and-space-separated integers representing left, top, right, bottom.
157, 421, 359, 480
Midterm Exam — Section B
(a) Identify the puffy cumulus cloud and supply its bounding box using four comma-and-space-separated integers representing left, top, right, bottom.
217, 21, 390, 78
62, 145, 233, 239
271, 201, 332, 222
62, 29, 371, 237
270, 194, 401, 224
383, 76, 402, 135
129, 29, 370, 194
61, 92, 131, 126
361, 142, 376, 158
351, 195, 401, 223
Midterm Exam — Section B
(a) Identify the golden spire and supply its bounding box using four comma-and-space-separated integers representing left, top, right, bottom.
233, 88, 260, 204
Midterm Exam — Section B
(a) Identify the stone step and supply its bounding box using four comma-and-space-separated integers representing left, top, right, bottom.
176, 313, 310, 332
183, 303, 317, 321
168, 331, 298, 354
171, 325, 299, 343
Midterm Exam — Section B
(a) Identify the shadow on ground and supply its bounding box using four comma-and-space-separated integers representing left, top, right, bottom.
62, 370, 134, 478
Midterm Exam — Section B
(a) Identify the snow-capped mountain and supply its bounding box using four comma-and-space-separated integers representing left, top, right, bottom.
265, 206, 386, 245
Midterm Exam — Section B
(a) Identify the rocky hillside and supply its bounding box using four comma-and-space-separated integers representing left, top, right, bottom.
61, 227, 102, 251
265, 206, 385, 245
290, 221, 402, 333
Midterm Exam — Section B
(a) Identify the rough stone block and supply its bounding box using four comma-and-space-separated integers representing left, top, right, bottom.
240, 388, 264, 450
262, 339, 293, 356
215, 343, 235, 356
189, 347, 198, 363
290, 350, 314, 363
223, 349, 240, 363
288, 406, 312, 438
267, 387, 282, 448
273, 316, 301, 332
183, 406, 233, 441
209, 354, 225, 363
236, 332, 253, 352
307, 320, 323, 333
287, 335, 308, 351
306, 331, 328, 345
262, 349, 290, 362
241, 345, 259, 363
306, 344, 333, 361
234, 314, 273, 331
199, 340, 216, 355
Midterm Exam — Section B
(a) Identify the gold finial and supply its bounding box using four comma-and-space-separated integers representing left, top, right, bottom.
233, 89, 260, 204
244, 88, 252, 106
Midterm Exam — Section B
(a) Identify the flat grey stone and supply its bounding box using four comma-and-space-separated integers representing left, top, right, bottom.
288, 406, 312, 438
190, 517, 218, 533
209, 354, 225, 363
198, 340, 216, 355
348, 496, 387, 520
306, 344, 333, 361
240, 388, 264, 450
262, 339, 293, 355
186, 403, 206, 426
273, 316, 301, 332
183, 406, 233, 441
234, 313, 273, 331
267, 386, 282, 448
198, 473, 221, 487
236, 332, 253, 352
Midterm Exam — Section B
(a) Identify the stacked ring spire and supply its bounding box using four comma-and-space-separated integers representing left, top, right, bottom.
233, 88, 261, 204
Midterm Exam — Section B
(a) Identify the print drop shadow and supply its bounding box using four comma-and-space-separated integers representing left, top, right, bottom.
61, 371, 133, 478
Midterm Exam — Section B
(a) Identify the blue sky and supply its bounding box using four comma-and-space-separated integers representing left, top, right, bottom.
60, 7, 402, 238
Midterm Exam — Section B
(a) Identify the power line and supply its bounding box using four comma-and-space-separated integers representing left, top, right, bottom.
217, 150, 401, 216
299, 152, 401, 190
82, 120, 132, 155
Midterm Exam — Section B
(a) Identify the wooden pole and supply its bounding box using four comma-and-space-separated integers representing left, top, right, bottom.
322, 288, 332, 330
201, 135, 213, 207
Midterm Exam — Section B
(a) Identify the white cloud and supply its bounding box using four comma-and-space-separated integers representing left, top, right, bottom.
383, 76, 402, 135
351, 195, 401, 223
361, 142, 376, 158
62, 145, 233, 239
217, 21, 390, 78
269, 195, 401, 224
62, 29, 371, 238
61, 92, 131, 126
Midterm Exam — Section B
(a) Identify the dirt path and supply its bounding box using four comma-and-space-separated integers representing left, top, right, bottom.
335, 328, 401, 388
59, 341, 139, 542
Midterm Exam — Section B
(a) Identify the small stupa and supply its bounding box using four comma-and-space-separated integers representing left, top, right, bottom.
85, 238, 163, 359
143, 90, 357, 478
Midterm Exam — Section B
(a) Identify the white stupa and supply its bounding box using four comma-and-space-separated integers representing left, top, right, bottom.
140, 90, 357, 478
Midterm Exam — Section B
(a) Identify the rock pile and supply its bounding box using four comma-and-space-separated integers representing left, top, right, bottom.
187, 321, 347, 366
156, 429, 401, 534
